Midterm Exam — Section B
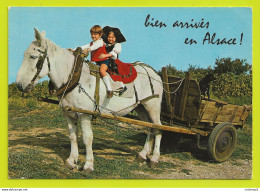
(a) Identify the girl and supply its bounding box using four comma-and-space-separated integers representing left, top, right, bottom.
99, 30, 127, 96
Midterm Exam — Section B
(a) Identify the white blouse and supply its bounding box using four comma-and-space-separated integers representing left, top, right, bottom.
108, 43, 122, 60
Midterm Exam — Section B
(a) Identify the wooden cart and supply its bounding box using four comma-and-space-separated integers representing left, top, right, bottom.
40, 67, 251, 162
161, 67, 252, 162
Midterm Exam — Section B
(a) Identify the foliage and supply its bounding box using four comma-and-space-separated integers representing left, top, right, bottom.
157, 64, 184, 77
8, 81, 51, 99
158, 58, 252, 98
212, 73, 252, 98
214, 58, 251, 75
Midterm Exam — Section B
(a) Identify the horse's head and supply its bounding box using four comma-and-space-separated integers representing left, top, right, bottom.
16, 28, 50, 92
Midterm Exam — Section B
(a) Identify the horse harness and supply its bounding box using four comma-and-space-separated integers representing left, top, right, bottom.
49, 47, 84, 96
27, 45, 83, 97
28, 47, 51, 90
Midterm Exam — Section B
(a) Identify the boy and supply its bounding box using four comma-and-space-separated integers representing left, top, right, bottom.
69, 25, 113, 98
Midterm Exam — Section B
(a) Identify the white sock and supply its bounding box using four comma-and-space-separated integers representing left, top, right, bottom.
119, 82, 125, 88
103, 76, 112, 91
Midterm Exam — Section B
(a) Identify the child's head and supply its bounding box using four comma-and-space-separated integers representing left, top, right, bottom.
107, 31, 116, 44
90, 25, 103, 41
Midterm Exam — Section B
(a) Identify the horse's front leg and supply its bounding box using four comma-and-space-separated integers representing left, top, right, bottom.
79, 114, 94, 173
65, 115, 79, 170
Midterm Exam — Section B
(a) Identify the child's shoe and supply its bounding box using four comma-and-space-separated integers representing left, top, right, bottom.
107, 91, 113, 98
119, 86, 127, 96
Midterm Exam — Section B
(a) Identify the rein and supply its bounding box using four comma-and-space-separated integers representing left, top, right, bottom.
28, 47, 51, 90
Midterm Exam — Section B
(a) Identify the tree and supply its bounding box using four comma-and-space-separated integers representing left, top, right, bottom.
214, 58, 251, 75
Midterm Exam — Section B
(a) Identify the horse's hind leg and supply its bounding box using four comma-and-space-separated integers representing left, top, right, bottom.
135, 105, 154, 162
142, 99, 162, 167
150, 128, 162, 167
65, 115, 79, 170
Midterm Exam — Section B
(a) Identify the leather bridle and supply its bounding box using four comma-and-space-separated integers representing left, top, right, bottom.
27, 47, 51, 90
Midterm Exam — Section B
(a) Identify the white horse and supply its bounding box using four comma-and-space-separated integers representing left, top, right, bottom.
16, 28, 163, 173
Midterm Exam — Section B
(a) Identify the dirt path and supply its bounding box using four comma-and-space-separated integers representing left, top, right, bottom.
138, 157, 252, 179
8, 126, 252, 179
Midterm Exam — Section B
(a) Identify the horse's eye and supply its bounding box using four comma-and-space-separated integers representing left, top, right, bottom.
30, 55, 38, 59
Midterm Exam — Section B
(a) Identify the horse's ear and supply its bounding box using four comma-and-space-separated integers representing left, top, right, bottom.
34, 28, 44, 46
41, 31, 46, 38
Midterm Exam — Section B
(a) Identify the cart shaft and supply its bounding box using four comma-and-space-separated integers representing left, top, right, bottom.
65, 106, 209, 136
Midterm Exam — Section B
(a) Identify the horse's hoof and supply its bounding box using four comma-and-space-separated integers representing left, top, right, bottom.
136, 154, 146, 162
65, 162, 79, 170
150, 160, 159, 168
83, 167, 94, 173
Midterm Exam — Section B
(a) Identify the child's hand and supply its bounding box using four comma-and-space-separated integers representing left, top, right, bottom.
99, 54, 107, 59
67, 48, 74, 52
83, 48, 90, 54
82, 49, 87, 54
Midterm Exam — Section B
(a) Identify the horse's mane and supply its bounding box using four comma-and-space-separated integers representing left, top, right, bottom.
45, 38, 72, 58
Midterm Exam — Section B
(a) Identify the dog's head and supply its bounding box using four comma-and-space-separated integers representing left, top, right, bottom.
204, 73, 216, 81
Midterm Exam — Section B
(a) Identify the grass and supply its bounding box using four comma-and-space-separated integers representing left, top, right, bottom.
9, 148, 66, 179
232, 128, 252, 160
9, 97, 66, 131
8, 95, 252, 179
180, 169, 192, 175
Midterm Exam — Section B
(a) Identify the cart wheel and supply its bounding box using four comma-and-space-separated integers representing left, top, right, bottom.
207, 122, 237, 162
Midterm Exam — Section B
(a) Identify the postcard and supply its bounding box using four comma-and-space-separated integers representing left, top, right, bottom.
3, 5, 258, 189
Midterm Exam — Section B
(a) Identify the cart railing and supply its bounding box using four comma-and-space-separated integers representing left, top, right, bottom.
161, 67, 252, 128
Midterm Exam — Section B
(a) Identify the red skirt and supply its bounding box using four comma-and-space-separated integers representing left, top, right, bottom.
107, 59, 137, 84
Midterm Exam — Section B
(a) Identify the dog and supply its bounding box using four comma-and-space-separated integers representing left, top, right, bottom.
199, 73, 216, 99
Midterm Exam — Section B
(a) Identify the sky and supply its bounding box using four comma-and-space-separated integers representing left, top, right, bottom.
8, 7, 252, 84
